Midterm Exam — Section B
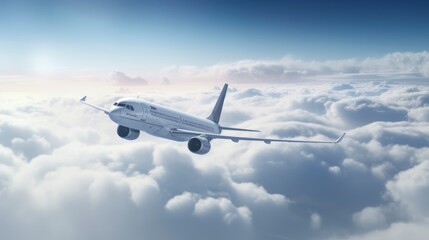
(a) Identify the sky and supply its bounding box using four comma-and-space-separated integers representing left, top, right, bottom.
1, 0, 429, 78
1, 1, 429, 240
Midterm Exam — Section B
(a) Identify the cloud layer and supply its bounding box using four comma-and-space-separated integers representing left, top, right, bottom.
1, 81, 429, 240
161, 51, 429, 83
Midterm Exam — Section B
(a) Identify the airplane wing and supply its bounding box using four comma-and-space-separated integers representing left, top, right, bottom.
170, 128, 346, 144
80, 96, 110, 114
220, 126, 260, 132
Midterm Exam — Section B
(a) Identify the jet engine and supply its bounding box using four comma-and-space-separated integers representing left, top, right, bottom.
187, 137, 211, 154
117, 125, 140, 140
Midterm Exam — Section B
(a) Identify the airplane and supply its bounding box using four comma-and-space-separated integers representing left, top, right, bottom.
80, 84, 345, 154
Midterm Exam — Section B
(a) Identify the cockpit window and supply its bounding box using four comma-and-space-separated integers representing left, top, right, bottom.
114, 102, 133, 110
125, 105, 134, 111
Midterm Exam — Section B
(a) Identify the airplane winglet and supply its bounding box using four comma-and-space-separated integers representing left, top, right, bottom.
334, 132, 346, 143
80, 96, 109, 114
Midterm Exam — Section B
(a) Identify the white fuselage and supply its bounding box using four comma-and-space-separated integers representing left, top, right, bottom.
108, 97, 220, 141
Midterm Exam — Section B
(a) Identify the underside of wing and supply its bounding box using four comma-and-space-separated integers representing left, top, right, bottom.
170, 128, 346, 144
220, 126, 260, 132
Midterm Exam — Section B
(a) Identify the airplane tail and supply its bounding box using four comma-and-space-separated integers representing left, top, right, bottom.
208, 83, 260, 133
207, 83, 228, 124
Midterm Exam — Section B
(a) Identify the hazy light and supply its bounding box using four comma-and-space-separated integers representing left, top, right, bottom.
32, 52, 57, 76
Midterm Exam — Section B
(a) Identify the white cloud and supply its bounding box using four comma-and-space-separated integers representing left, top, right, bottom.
161, 51, 429, 82
110, 71, 148, 85
310, 212, 322, 230
328, 98, 408, 128
386, 161, 429, 218
343, 158, 368, 172
1, 81, 429, 240
329, 165, 341, 174
231, 182, 289, 206
193, 197, 252, 225
409, 107, 429, 122
11, 135, 51, 160
353, 206, 387, 230
165, 191, 199, 213
371, 162, 394, 179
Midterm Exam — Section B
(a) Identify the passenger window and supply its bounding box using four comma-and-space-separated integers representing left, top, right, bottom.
130, 106, 134, 111
118, 103, 126, 107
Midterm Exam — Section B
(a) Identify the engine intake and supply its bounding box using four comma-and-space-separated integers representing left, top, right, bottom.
187, 137, 211, 154
117, 125, 140, 140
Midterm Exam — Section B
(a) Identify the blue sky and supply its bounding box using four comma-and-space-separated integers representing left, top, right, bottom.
1, 0, 429, 76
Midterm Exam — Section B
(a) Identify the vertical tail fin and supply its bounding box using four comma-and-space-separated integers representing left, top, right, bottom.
207, 83, 228, 123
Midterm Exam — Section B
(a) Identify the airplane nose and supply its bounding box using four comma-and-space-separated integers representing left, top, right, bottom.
108, 108, 121, 122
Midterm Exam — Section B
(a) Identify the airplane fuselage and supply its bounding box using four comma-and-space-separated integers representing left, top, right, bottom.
108, 97, 221, 142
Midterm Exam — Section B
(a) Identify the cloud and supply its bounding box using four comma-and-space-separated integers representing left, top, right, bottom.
193, 197, 252, 225
110, 71, 148, 85
161, 51, 429, 82
162, 77, 170, 85
386, 161, 429, 217
331, 83, 355, 91
1, 81, 429, 240
353, 207, 387, 230
165, 191, 199, 213
11, 135, 51, 160
310, 212, 322, 230
328, 98, 408, 128
343, 158, 368, 172
345, 219, 429, 240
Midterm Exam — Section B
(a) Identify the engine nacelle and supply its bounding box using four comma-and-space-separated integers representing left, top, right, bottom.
117, 125, 140, 140
187, 137, 211, 155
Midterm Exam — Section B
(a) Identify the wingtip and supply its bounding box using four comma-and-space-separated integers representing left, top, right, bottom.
334, 132, 346, 143
80, 96, 87, 102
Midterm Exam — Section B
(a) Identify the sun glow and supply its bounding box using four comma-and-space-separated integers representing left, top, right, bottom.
32, 53, 57, 76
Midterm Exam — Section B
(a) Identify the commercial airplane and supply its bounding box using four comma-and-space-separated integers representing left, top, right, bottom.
81, 84, 345, 154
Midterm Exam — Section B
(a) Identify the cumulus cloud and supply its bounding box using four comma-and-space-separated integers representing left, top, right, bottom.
1, 80, 429, 240
386, 161, 429, 217
110, 71, 148, 85
161, 51, 429, 82
193, 197, 252, 225
310, 212, 322, 230
353, 206, 387, 230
